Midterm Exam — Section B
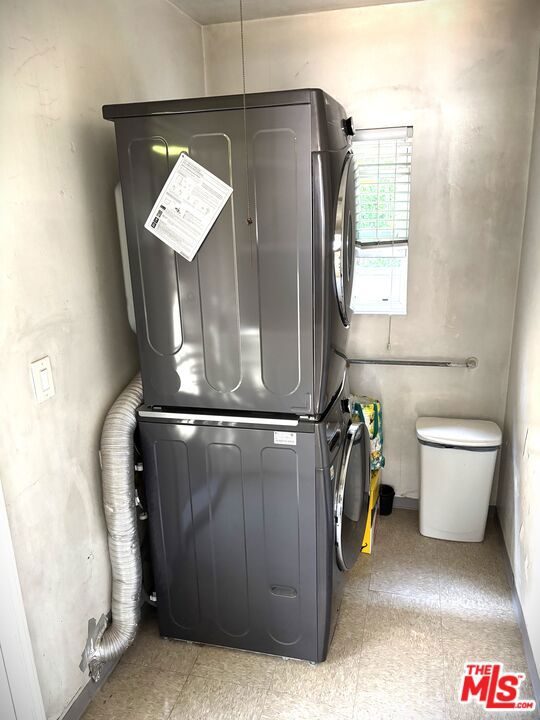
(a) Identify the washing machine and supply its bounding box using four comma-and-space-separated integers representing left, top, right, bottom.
138, 379, 371, 662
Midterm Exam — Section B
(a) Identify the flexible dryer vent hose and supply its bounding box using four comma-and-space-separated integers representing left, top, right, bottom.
80, 374, 143, 681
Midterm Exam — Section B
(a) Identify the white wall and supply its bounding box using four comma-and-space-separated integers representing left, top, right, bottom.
498, 52, 540, 684
203, 0, 540, 498
0, 1, 204, 718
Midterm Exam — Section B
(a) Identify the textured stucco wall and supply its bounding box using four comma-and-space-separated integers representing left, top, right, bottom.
0, 1, 204, 717
203, 0, 540, 498
498, 51, 540, 684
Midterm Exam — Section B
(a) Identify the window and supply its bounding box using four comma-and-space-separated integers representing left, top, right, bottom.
351, 126, 413, 315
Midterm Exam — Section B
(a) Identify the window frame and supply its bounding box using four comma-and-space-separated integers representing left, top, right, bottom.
351, 125, 413, 315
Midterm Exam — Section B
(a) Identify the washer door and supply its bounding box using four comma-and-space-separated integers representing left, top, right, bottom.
333, 152, 356, 328
335, 420, 371, 571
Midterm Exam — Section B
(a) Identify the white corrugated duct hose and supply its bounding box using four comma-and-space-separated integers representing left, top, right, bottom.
80, 374, 143, 681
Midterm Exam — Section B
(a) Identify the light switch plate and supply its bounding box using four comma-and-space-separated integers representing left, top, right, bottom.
30, 356, 55, 403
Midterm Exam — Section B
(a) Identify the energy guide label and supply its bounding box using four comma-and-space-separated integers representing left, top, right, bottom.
144, 153, 233, 262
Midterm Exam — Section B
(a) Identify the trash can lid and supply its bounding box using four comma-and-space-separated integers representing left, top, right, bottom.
416, 417, 502, 448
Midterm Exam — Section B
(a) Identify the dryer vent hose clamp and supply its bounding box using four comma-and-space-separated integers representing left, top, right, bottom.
80, 374, 143, 682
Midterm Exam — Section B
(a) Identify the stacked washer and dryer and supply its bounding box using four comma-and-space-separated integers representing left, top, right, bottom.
103, 89, 371, 663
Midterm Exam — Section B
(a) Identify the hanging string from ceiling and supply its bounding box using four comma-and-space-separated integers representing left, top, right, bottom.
239, 0, 253, 227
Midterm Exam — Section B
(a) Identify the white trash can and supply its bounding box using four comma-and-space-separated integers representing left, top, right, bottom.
416, 417, 502, 542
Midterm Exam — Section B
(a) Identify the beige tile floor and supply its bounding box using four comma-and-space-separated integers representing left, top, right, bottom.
83, 510, 538, 720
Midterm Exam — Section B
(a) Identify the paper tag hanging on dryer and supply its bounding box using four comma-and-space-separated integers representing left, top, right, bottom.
144, 153, 233, 262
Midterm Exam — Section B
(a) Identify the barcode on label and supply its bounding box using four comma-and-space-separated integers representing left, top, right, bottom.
274, 431, 296, 446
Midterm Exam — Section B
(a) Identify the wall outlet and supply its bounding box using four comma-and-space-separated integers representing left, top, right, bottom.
30, 356, 55, 403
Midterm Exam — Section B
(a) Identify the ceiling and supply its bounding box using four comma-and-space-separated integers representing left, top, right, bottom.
171, 0, 422, 25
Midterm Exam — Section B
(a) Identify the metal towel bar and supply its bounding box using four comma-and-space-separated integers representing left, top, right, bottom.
347, 356, 478, 369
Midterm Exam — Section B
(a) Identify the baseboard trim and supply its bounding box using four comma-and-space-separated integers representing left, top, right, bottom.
495, 511, 540, 706
393, 496, 419, 510
60, 656, 119, 720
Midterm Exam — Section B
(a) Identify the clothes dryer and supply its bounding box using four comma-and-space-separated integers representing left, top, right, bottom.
104, 89, 356, 418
